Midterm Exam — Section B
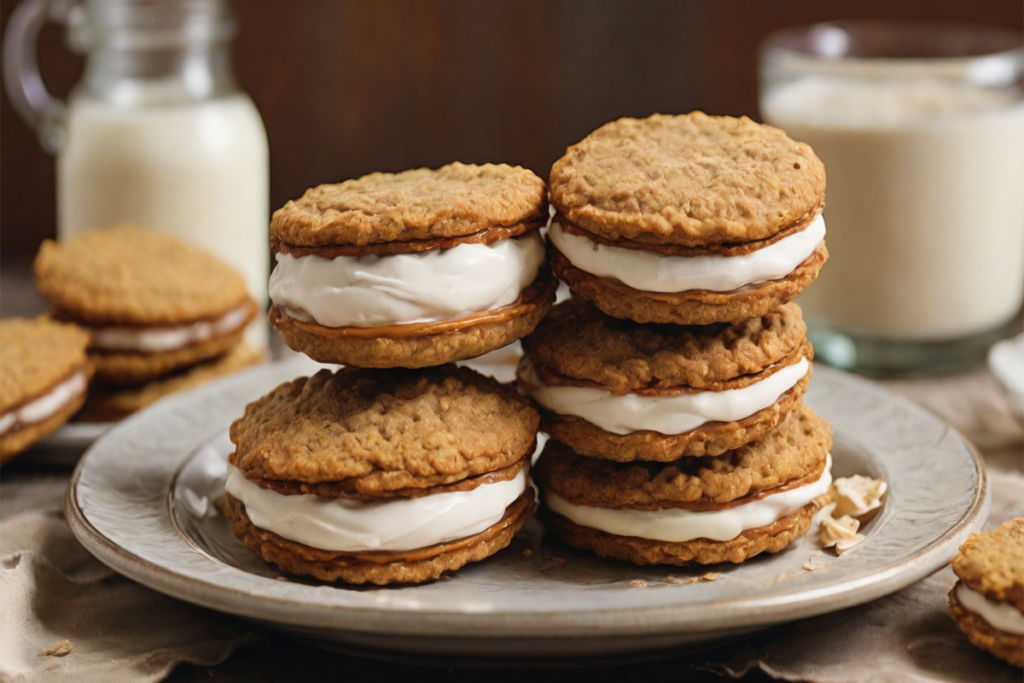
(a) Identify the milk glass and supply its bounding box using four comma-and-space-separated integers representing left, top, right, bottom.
760, 22, 1024, 374
4, 0, 269, 331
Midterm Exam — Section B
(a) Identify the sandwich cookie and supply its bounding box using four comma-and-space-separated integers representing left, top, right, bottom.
534, 406, 832, 566
548, 112, 828, 325
949, 518, 1023, 668
33, 226, 258, 384
268, 162, 557, 368
80, 344, 264, 422
519, 298, 812, 461
225, 365, 539, 584
1, 317, 93, 463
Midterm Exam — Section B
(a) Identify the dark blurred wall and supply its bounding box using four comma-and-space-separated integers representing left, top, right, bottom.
1, 0, 1021, 259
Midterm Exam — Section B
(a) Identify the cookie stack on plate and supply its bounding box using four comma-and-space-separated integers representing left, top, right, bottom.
224, 162, 557, 584
523, 112, 835, 566
32, 226, 263, 421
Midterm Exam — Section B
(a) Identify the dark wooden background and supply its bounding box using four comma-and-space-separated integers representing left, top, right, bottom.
1, 0, 1021, 260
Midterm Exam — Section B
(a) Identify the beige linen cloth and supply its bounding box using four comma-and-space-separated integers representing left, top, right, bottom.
0, 478, 253, 682
1, 368, 1021, 682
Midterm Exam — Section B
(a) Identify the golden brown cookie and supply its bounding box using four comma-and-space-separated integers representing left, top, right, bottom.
535, 407, 831, 510
547, 113, 827, 325
230, 365, 539, 496
948, 519, 1024, 667
549, 241, 828, 326
533, 407, 832, 567
269, 163, 553, 368
0, 317, 93, 463
540, 502, 817, 567
225, 364, 539, 584
81, 344, 265, 422
550, 112, 825, 245
224, 491, 535, 585
33, 227, 258, 384
270, 274, 557, 369
271, 163, 547, 248
519, 299, 814, 460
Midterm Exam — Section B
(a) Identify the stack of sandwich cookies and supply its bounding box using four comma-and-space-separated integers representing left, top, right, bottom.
223, 365, 539, 585
0, 317, 92, 463
32, 227, 262, 419
533, 407, 832, 565
949, 518, 1024, 668
548, 112, 827, 325
519, 299, 812, 461
268, 162, 557, 368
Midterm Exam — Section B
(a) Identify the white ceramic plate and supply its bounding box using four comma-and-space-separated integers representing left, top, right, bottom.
65, 357, 988, 658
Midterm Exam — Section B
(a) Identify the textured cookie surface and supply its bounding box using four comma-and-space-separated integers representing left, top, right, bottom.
0, 317, 90, 413
550, 242, 826, 325
535, 406, 830, 510
549, 112, 826, 246
271, 275, 556, 369
271, 162, 547, 247
33, 226, 250, 326
952, 518, 1024, 611
949, 585, 1024, 668
230, 365, 539, 495
225, 492, 534, 585
539, 370, 811, 462
82, 344, 264, 421
521, 298, 807, 394
540, 503, 816, 567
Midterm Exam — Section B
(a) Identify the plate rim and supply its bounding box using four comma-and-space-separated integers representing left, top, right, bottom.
64, 361, 990, 638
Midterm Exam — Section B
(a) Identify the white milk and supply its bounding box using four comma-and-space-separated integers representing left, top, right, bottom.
763, 77, 1024, 341
57, 95, 270, 312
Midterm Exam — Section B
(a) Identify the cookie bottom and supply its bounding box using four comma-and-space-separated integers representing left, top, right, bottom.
949, 584, 1024, 668
539, 502, 817, 566
541, 370, 811, 462
0, 388, 88, 464
224, 491, 535, 585
81, 344, 264, 422
550, 243, 827, 325
92, 329, 247, 385
270, 275, 557, 369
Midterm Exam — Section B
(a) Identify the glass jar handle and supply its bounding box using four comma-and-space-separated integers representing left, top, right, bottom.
2, 0, 75, 154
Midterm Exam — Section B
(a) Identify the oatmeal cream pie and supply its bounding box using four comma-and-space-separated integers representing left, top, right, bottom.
534, 406, 833, 566
268, 162, 557, 368
33, 226, 258, 385
548, 112, 828, 325
518, 298, 813, 461
224, 365, 539, 584
949, 518, 1024, 668
1, 317, 93, 462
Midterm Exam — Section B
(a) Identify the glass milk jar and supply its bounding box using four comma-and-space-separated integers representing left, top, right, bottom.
4, 0, 269, 315
760, 23, 1024, 374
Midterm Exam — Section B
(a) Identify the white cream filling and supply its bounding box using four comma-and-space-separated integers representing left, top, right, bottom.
549, 214, 825, 293
269, 232, 546, 328
90, 303, 251, 353
0, 370, 88, 436
957, 583, 1024, 635
521, 356, 809, 436
225, 465, 528, 552
545, 455, 832, 543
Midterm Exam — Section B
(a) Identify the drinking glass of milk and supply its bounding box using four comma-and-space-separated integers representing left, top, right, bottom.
760, 22, 1024, 374
4, 0, 269, 340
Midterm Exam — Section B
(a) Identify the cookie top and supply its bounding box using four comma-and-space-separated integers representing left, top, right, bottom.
550, 112, 826, 246
536, 406, 830, 510
34, 226, 250, 326
521, 299, 807, 394
229, 365, 539, 497
271, 162, 547, 248
0, 317, 91, 414
952, 518, 1024, 611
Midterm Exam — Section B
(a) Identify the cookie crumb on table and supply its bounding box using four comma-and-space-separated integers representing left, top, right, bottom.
37, 640, 71, 657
